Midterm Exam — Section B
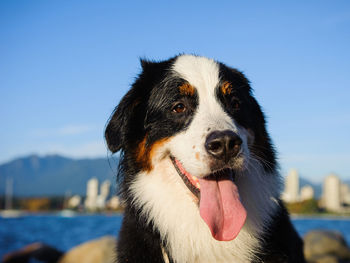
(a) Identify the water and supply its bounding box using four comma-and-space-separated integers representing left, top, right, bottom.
293, 216, 350, 241
1, 214, 350, 258
0, 214, 122, 257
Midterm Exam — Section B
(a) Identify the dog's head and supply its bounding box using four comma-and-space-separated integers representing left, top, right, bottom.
105, 55, 276, 241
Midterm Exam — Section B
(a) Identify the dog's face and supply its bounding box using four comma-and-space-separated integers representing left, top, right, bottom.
106, 55, 276, 242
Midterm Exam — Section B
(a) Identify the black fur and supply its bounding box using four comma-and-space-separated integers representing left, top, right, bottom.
217, 63, 276, 172
116, 206, 165, 263
254, 202, 306, 263
105, 55, 305, 263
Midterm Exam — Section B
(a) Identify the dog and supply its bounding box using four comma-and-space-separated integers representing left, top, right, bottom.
105, 55, 305, 263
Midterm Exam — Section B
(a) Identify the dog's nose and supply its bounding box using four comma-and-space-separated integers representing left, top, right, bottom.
205, 130, 242, 162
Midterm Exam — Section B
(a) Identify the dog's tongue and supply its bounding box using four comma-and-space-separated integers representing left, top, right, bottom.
198, 172, 247, 241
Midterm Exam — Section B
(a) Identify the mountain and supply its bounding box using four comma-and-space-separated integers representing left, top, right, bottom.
1, 154, 325, 198
0, 154, 119, 197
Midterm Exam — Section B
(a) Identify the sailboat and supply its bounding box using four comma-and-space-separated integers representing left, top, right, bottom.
0, 177, 23, 218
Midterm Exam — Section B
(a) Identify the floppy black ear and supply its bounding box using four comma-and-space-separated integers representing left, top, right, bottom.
105, 88, 140, 153
106, 57, 172, 153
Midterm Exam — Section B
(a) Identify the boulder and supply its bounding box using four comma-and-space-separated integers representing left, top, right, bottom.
59, 236, 117, 263
304, 230, 350, 263
2, 243, 63, 263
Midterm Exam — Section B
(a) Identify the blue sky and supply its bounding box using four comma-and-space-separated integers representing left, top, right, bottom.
0, 1, 349, 182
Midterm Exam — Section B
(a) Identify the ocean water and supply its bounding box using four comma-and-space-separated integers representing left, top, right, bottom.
1, 214, 350, 258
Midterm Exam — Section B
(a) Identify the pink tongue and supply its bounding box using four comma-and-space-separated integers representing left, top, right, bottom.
198, 173, 247, 241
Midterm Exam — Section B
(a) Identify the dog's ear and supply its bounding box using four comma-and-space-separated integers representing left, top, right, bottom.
140, 58, 150, 70
105, 88, 140, 153
106, 58, 166, 153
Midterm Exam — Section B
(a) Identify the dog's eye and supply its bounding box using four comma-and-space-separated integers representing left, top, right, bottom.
172, 103, 186, 113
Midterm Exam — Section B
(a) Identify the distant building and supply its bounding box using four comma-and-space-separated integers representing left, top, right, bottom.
341, 183, 350, 205
282, 169, 300, 203
300, 185, 314, 201
96, 180, 111, 209
321, 174, 341, 211
84, 178, 99, 211
100, 180, 111, 199
67, 195, 81, 209
107, 196, 121, 210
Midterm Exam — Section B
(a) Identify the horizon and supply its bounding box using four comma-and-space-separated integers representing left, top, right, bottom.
1, 1, 349, 181
0, 152, 342, 185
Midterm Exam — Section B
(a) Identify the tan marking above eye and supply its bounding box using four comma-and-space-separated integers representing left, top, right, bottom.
179, 83, 195, 96
221, 81, 232, 95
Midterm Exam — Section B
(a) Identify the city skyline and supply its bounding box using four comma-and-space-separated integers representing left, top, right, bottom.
1, 1, 349, 181
282, 169, 350, 212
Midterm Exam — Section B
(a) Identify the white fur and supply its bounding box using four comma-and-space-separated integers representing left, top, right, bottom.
129, 55, 282, 263
169, 55, 250, 177
172, 55, 220, 95
130, 158, 280, 263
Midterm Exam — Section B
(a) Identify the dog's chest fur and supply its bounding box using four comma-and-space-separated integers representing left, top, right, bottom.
129, 158, 280, 263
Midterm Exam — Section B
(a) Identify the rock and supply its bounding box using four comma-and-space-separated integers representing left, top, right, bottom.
304, 230, 350, 263
2, 243, 63, 263
1, 236, 117, 263
59, 236, 117, 263
307, 255, 340, 263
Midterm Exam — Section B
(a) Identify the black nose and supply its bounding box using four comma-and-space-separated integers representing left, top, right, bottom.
205, 130, 242, 162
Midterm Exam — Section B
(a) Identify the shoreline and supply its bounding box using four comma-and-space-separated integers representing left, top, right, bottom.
291, 213, 350, 220
0, 209, 123, 218
2, 210, 350, 220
